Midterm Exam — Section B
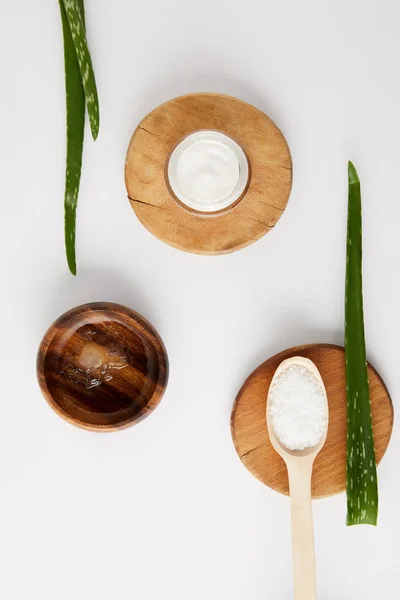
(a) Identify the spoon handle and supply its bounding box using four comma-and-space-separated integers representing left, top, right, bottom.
287, 459, 317, 600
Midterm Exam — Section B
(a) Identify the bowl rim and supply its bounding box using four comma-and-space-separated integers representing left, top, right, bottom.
37, 302, 169, 432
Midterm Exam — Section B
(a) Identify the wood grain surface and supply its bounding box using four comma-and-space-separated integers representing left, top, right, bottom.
37, 303, 168, 431
231, 344, 393, 498
125, 93, 292, 255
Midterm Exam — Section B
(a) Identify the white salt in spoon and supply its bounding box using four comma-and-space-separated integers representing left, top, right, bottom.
266, 356, 329, 600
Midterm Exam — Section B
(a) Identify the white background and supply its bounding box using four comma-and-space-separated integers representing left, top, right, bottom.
1, 0, 399, 598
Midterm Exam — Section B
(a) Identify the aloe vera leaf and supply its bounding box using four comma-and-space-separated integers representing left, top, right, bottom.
61, 0, 99, 140
78, 0, 85, 27
59, 0, 86, 275
345, 161, 378, 526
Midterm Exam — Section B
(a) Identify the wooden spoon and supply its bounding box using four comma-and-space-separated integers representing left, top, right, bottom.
266, 356, 329, 600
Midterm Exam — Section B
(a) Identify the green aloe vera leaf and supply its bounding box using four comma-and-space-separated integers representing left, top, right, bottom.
345, 161, 378, 526
61, 0, 99, 140
59, 0, 85, 275
78, 0, 85, 27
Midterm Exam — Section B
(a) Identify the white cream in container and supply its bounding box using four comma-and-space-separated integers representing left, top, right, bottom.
167, 130, 249, 213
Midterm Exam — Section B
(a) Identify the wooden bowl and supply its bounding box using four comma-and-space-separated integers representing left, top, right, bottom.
37, 303, 168, 431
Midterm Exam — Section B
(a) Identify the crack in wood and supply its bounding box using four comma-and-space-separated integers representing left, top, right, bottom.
138, 125, 158, 137
128, 196, 169, 211
240, 446, 260, 459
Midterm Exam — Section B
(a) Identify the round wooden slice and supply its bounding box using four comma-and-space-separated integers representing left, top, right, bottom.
125, 93, 292, 255
231, 344, 393, 498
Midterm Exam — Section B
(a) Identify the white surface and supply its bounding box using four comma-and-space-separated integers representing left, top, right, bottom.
0, 0, 399, 598
168, 130, 249, 212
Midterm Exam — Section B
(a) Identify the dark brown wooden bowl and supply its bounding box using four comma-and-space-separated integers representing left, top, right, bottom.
37, 303, 168, 431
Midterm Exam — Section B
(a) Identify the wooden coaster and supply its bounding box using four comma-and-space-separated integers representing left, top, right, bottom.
231, 344, 393, 498
125, 93, 292, 254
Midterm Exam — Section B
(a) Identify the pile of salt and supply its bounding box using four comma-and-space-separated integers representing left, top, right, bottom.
268, 364, 327, 451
